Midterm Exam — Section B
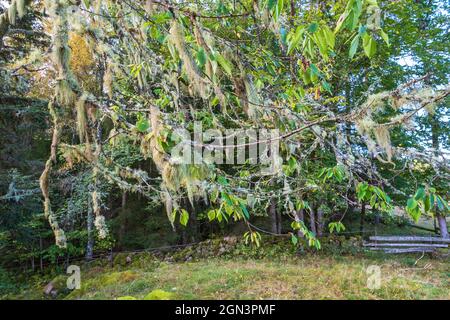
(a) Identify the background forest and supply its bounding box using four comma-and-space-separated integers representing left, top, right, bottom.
0, 0, 448, 299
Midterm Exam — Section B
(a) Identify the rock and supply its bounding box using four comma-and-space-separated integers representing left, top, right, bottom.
50, 289, 58, 298
43, 282, 54, 295
223, 236, 238, 245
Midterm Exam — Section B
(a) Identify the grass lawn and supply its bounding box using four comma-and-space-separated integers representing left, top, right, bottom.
9, 252, 448, 300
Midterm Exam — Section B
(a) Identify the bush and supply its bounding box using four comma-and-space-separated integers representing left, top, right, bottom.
0, 267, 16, 296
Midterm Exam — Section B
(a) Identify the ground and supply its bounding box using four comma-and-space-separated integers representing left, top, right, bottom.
5, 238, 449, 300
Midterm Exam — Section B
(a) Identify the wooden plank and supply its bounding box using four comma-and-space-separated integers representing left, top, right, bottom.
369, 236, 450, 243
382, 248, 436, 254
368, 247, 436, 253
364, 243, 448, 248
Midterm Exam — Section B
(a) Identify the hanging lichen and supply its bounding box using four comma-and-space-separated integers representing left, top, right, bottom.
39, 0, 83, 248
8, 1, 17, 26
92, 189, 108, 239
168, 19, 209, 99
16, 0, 26, 19
76, 93, 88, 143
103, 62, 114, 99
45, 0, 79, 107
39, 101, 67, 248
192, 19, 227, 109
373, 126, 393, 161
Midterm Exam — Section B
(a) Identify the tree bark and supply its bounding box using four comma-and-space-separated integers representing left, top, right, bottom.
429, 113, 447, 239
276, 209, 282, 234
86, 196, 94, 261
316, 207, 324, 237
309, 205, 317, 235
269, 198, 278, 234
39, 237, 43, 272
293, 209, 305, 237
118, 191, 127, 247
360, 202, 366, 236
189, 201, 199, 242
436, 213, 449, 239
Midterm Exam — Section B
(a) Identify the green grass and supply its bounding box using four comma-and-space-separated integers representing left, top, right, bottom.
7, 252, 449, 300
3, 222, 449, 300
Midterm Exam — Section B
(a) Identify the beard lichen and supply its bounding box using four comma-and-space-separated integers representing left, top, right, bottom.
373, 126, 393, 161
168, 20, 209, 99
76, 93, 89, 143
39, 101, 67, 248
39, 0, 83, 248
16, 0, 26, 19
8, 1, 17, 26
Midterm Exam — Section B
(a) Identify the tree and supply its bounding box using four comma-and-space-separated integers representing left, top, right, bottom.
0, 0, 448, 255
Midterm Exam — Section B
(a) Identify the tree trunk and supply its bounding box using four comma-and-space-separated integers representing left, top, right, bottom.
118, 191, 127, 247
86, 196, 94, 261
360, 202, 366, 236
276, 209, 282, 234
269, 198, 278, 234
429, 113, 447, 239
374, 210, 380, 225
309, 205, 317, 235
293, 209, 304, 237
437, 213, 449, 239
434, 216, 438, 234
39, 237, 43, 272
316, 207, 324, 237
189, 202, 199, 242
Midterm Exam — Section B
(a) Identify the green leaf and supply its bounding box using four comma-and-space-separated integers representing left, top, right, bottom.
217, 176, 228, 186
310, 63, 319, 76
274, 0, 284, 21
287, 26, 304, 54
349, 34, 360, 59
407, 198, 418, 211
414, 187, 425, 201
436, 196, 448, 212
429, 194, 435, 208
370, 194, 377, 207
380, 30, 390, 46
321, 81, 332, 94
136, 116, 150, 133
207, 209, 216, 221
239, 203, 250, 220
362, 33, 376, 58
424, 195, 431, 212
358, 24, 367, 35
291, 234, 298, 246
215, 53, 232, 76
439, 196, 449, 211
210, 189, 219, 203
196, 47, 207, 68
335, 12, 348, 34
323, 25, 335, 49
267, 0, 277, 10
308, 22, 319, 33
180, 209, 189, 226
409, 207, 421, 223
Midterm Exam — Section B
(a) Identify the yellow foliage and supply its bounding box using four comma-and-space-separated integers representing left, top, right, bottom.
69, 33, 97, 92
